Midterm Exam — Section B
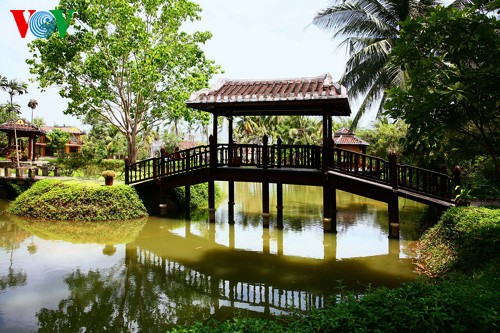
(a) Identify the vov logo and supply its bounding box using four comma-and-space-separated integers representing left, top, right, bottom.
11, 10, 76, 38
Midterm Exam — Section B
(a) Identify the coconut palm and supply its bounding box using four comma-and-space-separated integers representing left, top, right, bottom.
0, 79, 28, 166
313, 0, 440, 129
28, 99, 38, 123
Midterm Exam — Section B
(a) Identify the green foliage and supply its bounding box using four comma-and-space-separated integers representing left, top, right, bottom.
46, 129, 70, 157
0, 182, 30, 200
27, 0, 219, 163
385, 5, 500, 176
313, 0, 439, 128
357, 119, 408, 160
415, 207, 500, 277
171, 183, 224, 210
8, 179, 148, 221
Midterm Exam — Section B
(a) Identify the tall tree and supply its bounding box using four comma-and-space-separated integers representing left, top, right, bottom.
0, 79, 28, 166
385, 3, 500, 175
28, 99, 38, 123
313, 0, 439, 129
28, 0, 219, 163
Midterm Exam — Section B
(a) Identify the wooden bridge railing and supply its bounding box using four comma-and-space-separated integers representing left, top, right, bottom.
125, 142, 455, 201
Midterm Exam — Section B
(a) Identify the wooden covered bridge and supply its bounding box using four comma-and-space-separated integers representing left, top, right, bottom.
126, 74, 457, 238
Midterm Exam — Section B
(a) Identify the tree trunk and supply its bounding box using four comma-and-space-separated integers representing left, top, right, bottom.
127, 132, 137, 163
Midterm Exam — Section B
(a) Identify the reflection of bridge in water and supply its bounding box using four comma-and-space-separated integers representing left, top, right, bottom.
127, 220, 412, 314
131, 247, 324, 314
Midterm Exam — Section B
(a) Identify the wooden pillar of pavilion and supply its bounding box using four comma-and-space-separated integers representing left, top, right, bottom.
388, 152, 399, 238
208, 113, 218, 222
262, 182, 270, 228
322, 113, 336, 232
228, 180, 235, 224
276, 183, 283, 229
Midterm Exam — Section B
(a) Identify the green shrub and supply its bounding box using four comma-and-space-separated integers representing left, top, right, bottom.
99, 159, 124, 172
415, 206, 500, 277
8, 179, 148, 221
171, 183, 224, 210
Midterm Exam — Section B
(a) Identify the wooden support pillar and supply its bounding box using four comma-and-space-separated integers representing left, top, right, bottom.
185, 185, 191, 218
323, 184, 334, 233
330, 186, 337, 233
228, 181, 235, 224
388, 152, 399, 238
159, 178, 168, 216
276, 183, 283, 229
208, 181, 215, 223
388, 192, 399, 239
228, 116, 233, 164
262, 182, 270, 228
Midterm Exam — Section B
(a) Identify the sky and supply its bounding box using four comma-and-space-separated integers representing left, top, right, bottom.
0, 0, 356, 130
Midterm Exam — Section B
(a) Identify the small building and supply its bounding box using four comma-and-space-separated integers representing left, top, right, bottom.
333, 127, 369, 154
37, 126, 85, 157
0, 119, 44, 161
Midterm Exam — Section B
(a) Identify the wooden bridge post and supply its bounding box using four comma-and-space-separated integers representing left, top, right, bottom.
262, 181, 270, 228
277, 137, 282, 168
208, 181, 216, 223
262, 135, 269, 169
185, 185, 191, 210
228, 116, 234, 164
388, 152, 399, 239
209, 134, 217, 167
323, 183, 333, 232
228, 181, 235, 224
276, 182, 284, 229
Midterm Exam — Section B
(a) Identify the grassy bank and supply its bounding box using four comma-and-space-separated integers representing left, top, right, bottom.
8, 179, 148, 221
171, 206, 500, 332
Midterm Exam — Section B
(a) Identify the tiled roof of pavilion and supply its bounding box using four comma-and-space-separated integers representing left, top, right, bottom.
187, 73, 351, 116
0, 119, 45, 134
334, 128, 369, 146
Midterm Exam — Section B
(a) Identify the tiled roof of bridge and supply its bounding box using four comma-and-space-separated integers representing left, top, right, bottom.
188, 73, 347, 104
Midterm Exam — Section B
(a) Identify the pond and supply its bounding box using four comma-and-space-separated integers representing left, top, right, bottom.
0, 182, 427, 332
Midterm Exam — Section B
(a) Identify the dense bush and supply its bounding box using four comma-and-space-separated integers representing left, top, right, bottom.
171, 183, 224, 210
8, 179, 148, 221
415, 206, 500, 277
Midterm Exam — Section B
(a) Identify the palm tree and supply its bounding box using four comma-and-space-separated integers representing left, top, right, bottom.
28, 99, 38, 123
0, 79, 28, 167
313, 0, 439, 129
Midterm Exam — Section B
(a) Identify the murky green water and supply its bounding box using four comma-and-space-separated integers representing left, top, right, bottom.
0, 183, 426, 332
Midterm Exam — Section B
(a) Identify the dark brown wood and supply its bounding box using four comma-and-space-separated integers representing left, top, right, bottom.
228, 181, 235, 224
208, 180, 215, 223
262, 182, 270, 228
276, 182, 283, 228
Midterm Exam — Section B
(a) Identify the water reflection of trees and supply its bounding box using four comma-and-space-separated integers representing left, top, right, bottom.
0, 220, 28, 292
36, 250, 214, 332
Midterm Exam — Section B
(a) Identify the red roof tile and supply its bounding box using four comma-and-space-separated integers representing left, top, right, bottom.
334, 128, 369, 146
189, 73, 347, 104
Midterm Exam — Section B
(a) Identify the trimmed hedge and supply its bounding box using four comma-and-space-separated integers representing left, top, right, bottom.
8, 179, 148, 221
